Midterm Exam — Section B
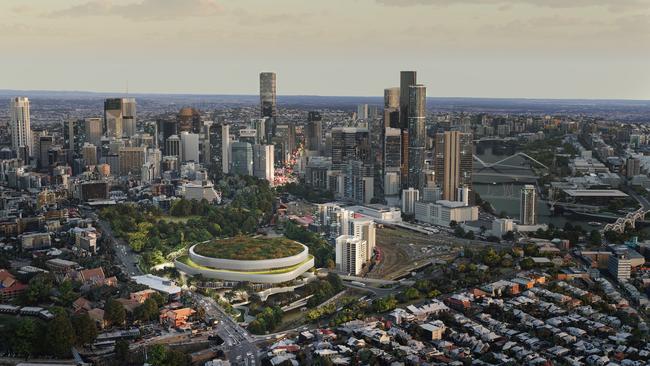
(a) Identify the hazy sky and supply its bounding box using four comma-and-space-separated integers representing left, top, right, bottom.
1, 0, 649, 99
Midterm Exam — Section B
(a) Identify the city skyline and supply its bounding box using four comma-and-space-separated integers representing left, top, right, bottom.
1, 0, 649, 99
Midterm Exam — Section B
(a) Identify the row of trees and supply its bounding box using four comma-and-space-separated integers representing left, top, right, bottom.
284, 221, 335, 268
1, 308, 97, 358
247, 306, 284, 334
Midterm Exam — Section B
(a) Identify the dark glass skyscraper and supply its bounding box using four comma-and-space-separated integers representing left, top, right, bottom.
260, 72, 277, 143
407, 84, 426, 190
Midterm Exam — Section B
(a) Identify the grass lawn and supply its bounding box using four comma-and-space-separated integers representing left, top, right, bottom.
158, 215, 203, 223
193, 236, 304, 260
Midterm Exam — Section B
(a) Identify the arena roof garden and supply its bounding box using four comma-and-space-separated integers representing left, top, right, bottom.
192, 236, 304, 261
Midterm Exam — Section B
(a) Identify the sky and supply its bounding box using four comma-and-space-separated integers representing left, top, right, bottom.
1, 0, 649, 99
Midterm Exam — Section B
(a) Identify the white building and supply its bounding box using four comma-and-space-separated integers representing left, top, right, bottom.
180, 132, 200, 163
520, 185, 536, 225
350, 218, 376, 261
253, 144, 274, 183
10, 97, 32, 159
336, 235, 367, 275
608, 251, 631, 281
402, 187, 420, 215
384, 171, 401, 196
414, 200, 478, 227
181, 181, 221, 203
221, 124, 231, 174
491, 218, 514, 237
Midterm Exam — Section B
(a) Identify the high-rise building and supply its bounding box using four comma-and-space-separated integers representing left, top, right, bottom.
118, 146, 146, 176
343, 160, 374, 204
221, 124, 231, 174
384, 87, 400, 128
37, 135, 54, 170
433, 131, 473, 201
177, 107, 202, 134
180, 132, 200, 163
357, 104, 369, 120
335, 235, 367, 275
231, 141, 253, 176
10, 97, 32, 159
626, 157, 641, 178
306, 111, 323, 153
84, 118, 102, 147
399, 71, 417, 129
104, 98, 123, 139
350, 218, 376, 261
520, 185, 537, 225
331, 127, 371, 171
122, 98, 136, 137
384, 127, 402, 195
260, 72, 277, 142
82, 143, 98, 166
402, 187, 420, 215
165, 135, 181, 159
608, 251, 631, 280
407, 84, 426, 190
253, 144, 274, 183
65, 119, 85, 155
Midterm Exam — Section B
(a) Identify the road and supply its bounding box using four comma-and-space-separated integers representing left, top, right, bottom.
190, 293, 259, 366
96, 217, 143, 277
87, 208, 259, 366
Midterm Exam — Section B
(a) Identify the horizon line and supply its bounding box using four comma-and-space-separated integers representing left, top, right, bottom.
0, 88, 649, 103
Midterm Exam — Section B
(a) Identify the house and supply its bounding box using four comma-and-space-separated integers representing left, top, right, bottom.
420, 321, 446, 340
159, 307, 196, 328
87, 308, 107, 329
72, 297, 93, 313
79, 267, 105, 285
130, 289, 158, 304
45, 258, 79, 274
0, 269, 27, 301
116, 298, 140, 313
20, 232, 51, 250
445, 294, 473, 310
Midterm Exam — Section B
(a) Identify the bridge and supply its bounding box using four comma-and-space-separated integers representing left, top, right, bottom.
473, 152, 549, 170
603, 207, 650, 233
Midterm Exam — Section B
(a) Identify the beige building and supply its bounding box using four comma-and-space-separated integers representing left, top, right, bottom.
119, 146, 146, 176
434, 131, 473, 201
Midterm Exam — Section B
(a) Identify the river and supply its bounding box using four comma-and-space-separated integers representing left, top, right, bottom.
472, 147, 596, 230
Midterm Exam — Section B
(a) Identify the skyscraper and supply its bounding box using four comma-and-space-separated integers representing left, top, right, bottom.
384, 127, 402, 195
253, 144, 274, 183
399, 71, 417, 129
305, 111, 323, 153
520, 185, 537, 225
84, 118, 102, 147
122, 98, 136, 137
65, 119, 85, 155
383, 87, 400, 128
180, 132, 200, 162
104, 98, 123, 139
260, 72, 277, 142
402, 187, 420, 215
118, 146, 146, 176
331, 127, 371, 171
221, 124, 231, 174
10, 97, 32, 159
356, 104, 369, 120
335, 235, 367, 275
407, 84, 426, 190
433, 131, 473, 201
231, 142, 253, 176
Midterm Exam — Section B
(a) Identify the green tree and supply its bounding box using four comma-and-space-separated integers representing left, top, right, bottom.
148, 344, 168, 366
22, 273, 54, 305
104, 298, 126, 326
14, 318, 39, 357
115, 339, 130, 362
135, 298, 160, 322
589, 230, 602, 246
46, 309, 75, 358
72, 314, 98, 346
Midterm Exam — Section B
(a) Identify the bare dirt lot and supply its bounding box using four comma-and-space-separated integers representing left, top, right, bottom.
368, 226, 460, 280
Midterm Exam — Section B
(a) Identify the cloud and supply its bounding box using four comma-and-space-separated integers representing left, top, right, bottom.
49, 0, 222, 20
375, 0, 648, 11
